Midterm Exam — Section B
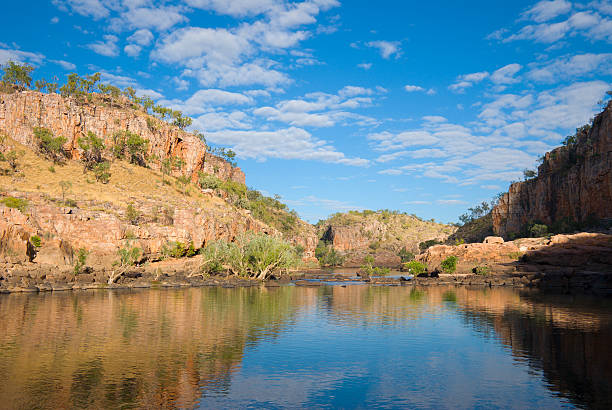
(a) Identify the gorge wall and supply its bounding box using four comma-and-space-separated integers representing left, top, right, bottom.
0, 90, 244, 184
492, 102, 612, 238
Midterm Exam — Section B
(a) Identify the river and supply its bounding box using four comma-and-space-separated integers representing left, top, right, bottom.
1, 285, 611, 408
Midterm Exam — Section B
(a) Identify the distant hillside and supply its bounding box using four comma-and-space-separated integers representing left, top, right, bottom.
316, 210, 455, 267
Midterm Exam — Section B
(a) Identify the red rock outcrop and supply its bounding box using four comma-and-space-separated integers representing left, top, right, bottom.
416, 233, 612, 276
0, 90, 244, 184
492, 102, 612, 237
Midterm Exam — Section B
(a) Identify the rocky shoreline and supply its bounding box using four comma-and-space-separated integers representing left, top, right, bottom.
3, 264, 612, 295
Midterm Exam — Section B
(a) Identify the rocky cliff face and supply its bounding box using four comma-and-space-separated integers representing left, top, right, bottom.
492, 103, 612, 238
0, 90, 244, 183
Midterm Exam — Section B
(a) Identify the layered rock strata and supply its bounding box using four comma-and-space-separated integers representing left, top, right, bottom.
492, 103, 612, 237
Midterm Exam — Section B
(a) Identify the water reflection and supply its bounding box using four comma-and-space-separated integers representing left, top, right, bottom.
0, 286, 611, 408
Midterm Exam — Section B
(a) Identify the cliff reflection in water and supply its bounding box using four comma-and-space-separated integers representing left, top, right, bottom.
0, 288, 316, 408
1, 286, 612, 408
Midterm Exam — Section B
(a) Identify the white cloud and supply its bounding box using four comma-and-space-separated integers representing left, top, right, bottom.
124, 44, 141, 57
52, 0, 109, 19
206, 127, 370, 166
405, 200, 432, 205
51, 59, 76, 70
405, 84, 436, 95
120, 6, 187, 31
193, 111, 252, 131
520, 0, 572, 23
357, 62, 372, 70
368, 131, 439, 151
186, 0, 279, 17
490, 63, 522, 84
527, 53, 612, 82
51, 16, 60, 23
449, 71, 489, 92
127, 29, 154, 46
87, 34, 119, 57
437, 199, 468, 205
366, 40, 401, 59
0, 48, 45, 65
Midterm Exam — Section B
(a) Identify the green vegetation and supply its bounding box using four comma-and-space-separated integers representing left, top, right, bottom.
1, 61, 34, 89
315, 240, 344, 267
208, 146, 237, 166
59, 180, 72, 201
78, 131, 105, 171
126, 203, 140, 225
162, 241, 196, 259
529, 223, 548, 237
360, 255, 390, 275
398, 247, 414, 263
440, 256, 458, 274
200, 233, 301, 280
523, 169, 537, 180
403, 260, 426, 276
73, 248, 89, 275
93, 161, 111, 183
112, 130, 148, 166
33, 127, 67, 164
419, 239, 442, 252
1, 196, 28, 212
473, 266, 490, 275
508, 251, 523, 260
29, 235, 42, 248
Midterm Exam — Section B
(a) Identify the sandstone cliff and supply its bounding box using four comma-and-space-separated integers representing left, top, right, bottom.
317, 210, 455, 267
492, 102, 612, 238
0, 90, 244, 183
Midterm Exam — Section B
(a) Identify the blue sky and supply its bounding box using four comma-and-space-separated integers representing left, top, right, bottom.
1, 0, 611, 223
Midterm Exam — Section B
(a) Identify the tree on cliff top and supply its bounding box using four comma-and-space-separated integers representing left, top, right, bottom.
1, 61, 34, 89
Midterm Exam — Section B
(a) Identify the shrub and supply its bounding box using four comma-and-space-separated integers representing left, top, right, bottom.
369, 241, 381, 250
112, 130, 148, 165
4, 150, 24, 173
529, 223, 548, 237
473, 266, 490, 275
126, 203, 140, 225
93, 161, 111, 183
398, 247, 415, 263
200, 233, 300, 280
441, 256, 458, 274
1, 196, 28, 212
315, 240, 344, 267
403, 260, 426, 276
30, 235, 42, 248
162, 241, 196, 258
508, 252, 523, 260
73, 248, 89, 275
361, 255, 390, 275
59, 180, 72, 201
198, 172, 221, 190
116, 243, 140, 268
78, 131, 105, 170
419, 239, 442, 252
34, 127, 67, 163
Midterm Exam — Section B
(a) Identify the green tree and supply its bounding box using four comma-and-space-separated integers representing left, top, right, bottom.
523, 169, 537, 180
33, 127, 67, 163
1, 61, 34, 88
93, 161, 111, 183
73, 248, 89, 275
441, 256, 458, 274
78, 131, 105, 171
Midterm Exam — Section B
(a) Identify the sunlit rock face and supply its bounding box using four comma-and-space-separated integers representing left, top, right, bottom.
492, 103, 612, 238
0, 90, 245, 184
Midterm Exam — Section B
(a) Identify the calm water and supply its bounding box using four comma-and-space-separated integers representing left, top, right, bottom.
1, 285, 612, 409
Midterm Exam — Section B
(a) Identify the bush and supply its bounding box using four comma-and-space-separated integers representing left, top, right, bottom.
30, 235, 42, 248
419, 239, 442, 252
33, 127, 67, 163
162, 241, 196, 258
1, 196, 28, 212
73, 248, 89, 275
126, 203, 140, 225
315, 240, 344, 267
398, 247, 415, 263
473, 266, 490, 275
403, 260, 426, 276
361, 255, 390, 275
441, 256, 458, 274
116, 243, 140, 268
1, 61, 34, 88
200, 233, 301, 280
112, 130, 148, 165
198, 172, 221, 190
529, 223, 548, 237
93, 161, 111, 183
78, 131, 105, 170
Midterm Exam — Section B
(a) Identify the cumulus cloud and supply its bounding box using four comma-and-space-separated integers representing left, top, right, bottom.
449, 71, 489, 92
52, 0, 109, 19
0, 48, 45, 65
51, 59, 76, 70
404, 84, 436, 95
206, 127, 370, 166
87, 34, 119, 57
527, 53, 612, 82
366, 40, 401, 59
520, 0, 572, 23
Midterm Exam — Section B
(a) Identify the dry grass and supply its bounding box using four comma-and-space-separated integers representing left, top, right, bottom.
0, 138, 226, 211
